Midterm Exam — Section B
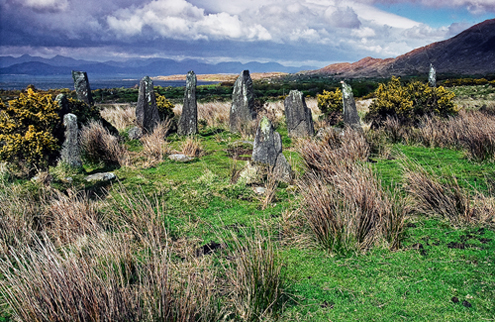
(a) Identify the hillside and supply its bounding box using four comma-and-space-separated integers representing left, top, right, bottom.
312, 18, 495, 78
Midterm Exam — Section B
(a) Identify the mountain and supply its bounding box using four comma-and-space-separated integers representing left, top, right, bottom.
311, 18, 495, 78
0, 55, 316, 76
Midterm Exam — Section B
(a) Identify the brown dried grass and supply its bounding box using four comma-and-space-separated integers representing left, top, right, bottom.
100, 104, 136, 131
180, 136, 205, 158
80, 121, 130, 166
140, 120, 172, 166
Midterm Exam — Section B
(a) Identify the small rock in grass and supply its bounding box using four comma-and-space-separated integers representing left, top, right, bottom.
85, 172, 116, 182
451, 297, 459, 303
462, 300, 472, 308
128, 126, 143, 140
253, 187, 266, 195
168, 154, 194, 162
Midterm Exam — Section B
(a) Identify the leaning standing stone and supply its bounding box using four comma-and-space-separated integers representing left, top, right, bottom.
60, 113, 82, 168
341, 81, 361, 130
429, 63, 437, 87
252, 116, 291, 182
229, 70, 256, 133
136, 76, 160, 133
178, 71, 198, 135
284, 90, 314, 137
71, 71, 93, 107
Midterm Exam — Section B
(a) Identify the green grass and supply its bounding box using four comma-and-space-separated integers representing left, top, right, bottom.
3, 115, 495, 321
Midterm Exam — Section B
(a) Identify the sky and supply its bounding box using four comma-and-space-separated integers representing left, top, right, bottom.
0, 0, 494, 68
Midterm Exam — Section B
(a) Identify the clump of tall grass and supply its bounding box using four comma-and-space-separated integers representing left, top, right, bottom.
196, 102, 230, 129
80, 121, 129, 166
180, 136, 205, 158
227, 232, 285, 322
140, 120, 172, 166
299, 126, 369, 179
403, 161, 495, 226
100, 104, 136, 131
297, 128, 408, 253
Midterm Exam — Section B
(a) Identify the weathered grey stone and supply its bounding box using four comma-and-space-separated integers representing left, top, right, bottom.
178, 71, 198, 135
60, 113, 82, 168
429, 63, 437, 87
237, 162, 263, 185
341, 81, 361, 130
253, 186, 267, 195
136, 76, 160, 133
128, 126, 143, 140
229, 70, 256, 133
273, 153, 292, 183
284, 90, 314, 137
85, 172, 116, 182
252, 116, 292, 182
71, 71, 93, 107
55, 94, 70, 116
168, 154, 194, 162
253, 117, 282, 166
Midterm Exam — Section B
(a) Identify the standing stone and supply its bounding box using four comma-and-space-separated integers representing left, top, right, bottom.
136, 76, 160, 133
60, 113, 82, 168
284, 90, 314, 137
55, 94, 70, 116
71, 71, 93, 107
252, 116, 291, 182
341, 81, 361, 130
429, 63, 437, 87
178, 71, 198, 135
229, 70, 256, 133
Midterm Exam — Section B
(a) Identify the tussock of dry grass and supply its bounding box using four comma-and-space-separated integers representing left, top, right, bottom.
180, 136, 205, 157
227, 232, 285, 322
100, 104, 136, 131
297, 128, 408, 252
80, 121, 130, 166
140, 120, 172, 167
403, 161, 495, 226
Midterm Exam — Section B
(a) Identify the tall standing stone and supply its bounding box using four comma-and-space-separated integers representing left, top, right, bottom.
252, 116, 291, 182
178, 71, 198, 135
341, 81, 361, 130
71, 71, 93, 107
60, 113, 82, 168
284, 90, 314, 137
429, 63, 437, 87
136, 76, 160, 133
229, 70, 256, 133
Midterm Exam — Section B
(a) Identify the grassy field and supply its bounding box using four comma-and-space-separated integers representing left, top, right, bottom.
1, 85, 495, 321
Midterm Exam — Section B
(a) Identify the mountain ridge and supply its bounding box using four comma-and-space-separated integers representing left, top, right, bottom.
0, 55, 316, 76
310, 18, 495, 78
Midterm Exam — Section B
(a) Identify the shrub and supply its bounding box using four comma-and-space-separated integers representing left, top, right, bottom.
0, 89, 60, 170
366, 77, 457, 126
317, 89, 342, 125
67, 97, 101, 125
156, 94, 175, 121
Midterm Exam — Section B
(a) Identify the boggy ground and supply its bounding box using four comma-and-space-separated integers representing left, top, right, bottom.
1, 89, 495, 321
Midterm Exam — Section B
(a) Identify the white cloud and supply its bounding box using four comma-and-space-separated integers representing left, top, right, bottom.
107, 0, 271, 41
19, 0, 68, 11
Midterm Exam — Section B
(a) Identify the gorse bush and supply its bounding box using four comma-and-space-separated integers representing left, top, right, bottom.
317, 88, 343, 125
366, 77, 457, 126
0, 89, 60, 170
156, 93, 175, 121
67, 97, 101, 125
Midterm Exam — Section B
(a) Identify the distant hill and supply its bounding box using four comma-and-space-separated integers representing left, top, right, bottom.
310, 18, 495, 78
0, 55, 316, 76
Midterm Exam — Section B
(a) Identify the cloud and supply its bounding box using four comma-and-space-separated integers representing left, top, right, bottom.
107, 0, 271, 41
358, 0, 495, 13
0, 0, 487, 68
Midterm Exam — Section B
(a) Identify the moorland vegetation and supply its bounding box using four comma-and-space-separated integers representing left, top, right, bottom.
0, 76, 495, 321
